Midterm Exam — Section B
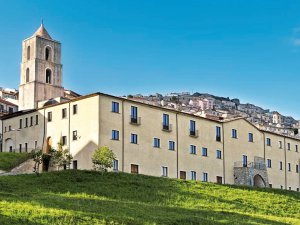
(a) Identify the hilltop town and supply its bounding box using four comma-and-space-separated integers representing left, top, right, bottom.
125, 92, 300, 138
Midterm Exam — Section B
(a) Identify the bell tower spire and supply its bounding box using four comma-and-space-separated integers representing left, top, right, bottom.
18, 24, 64, 110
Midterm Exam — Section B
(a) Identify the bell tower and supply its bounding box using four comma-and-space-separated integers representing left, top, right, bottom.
19, 23, 64, 110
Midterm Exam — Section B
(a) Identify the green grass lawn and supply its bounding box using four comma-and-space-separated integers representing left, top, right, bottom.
0, 170, 299, 225
0, 152, 31, 171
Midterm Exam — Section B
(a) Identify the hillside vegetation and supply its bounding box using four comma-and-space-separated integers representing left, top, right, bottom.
0, 170, 299, 224
0, 152, 31, 171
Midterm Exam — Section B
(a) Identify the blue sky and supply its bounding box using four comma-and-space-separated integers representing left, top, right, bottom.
0, 1, 300, 118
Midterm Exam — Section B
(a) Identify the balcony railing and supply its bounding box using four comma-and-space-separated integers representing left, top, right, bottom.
234, 161, 266, 170
189, 130, 199, 138
129, 116, 141, 125
162, 123, 172, 132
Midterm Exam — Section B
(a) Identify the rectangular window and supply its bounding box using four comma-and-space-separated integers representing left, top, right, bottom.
9, 126, 11, 131
279, 141, 282, 149
296, 165, 299, 173
62, 108, 67, 119
35, 115, 39, 125
191, 171, 197, 180
162, 166, 168, 177
19, 144, 22, 153
73, 104, 78, 115
73, 130, 78, 141
62, 136, 67, 146
30, 116, 33, 126
162, 114, 170, 130
48, 112, 52, 122
112, 130, 119, 140
216, 126, 221, 142
153, 138, 160, 148
112, 101, 119, 113
25, 118, 28, 127
232, 129, 237, 138
190, 120, 196, 136
202, 147, 208, 157
25, 143, 28, 152
131, 106, 138, 121
131, 134, 138, 144
243, 155, 248, 167
202, 172, 208, 182
287, 143, 291, 150
296, 145, 298, 152
190, 145, 196, 154
267, 159, 272, 168
168, 141, 175, 151
248, 133, 253, 142
288, 163, 291, 172
216, 150, 222, 159
113, 159, 118, 171
266, 138, 271, 146
280, 161, 283, 170
131, 164, 139, 174
180, 171, 186, 180
19, 119, 22, 129
35, 141, 37, 149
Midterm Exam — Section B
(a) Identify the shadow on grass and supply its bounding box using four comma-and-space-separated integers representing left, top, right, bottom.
0, 191, 291, 225
0, 170, 298, 224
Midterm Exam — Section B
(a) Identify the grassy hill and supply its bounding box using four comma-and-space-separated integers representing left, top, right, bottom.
0, 170, 299, 225
0, 152, 31, 172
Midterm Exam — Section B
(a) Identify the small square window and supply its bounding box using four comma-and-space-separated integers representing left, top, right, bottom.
112, 102, 119, 113
48, 112, 52, 122
162, 166, 168, 177
216, 150, 222, 159
73, 104, 78, 115
131, 134, 138, 144
73, 131, 78, 141
232, 129, 237, 138
168, 141, 175, 151
190, 145, 196, 154
62, 136, 67, 146
202, 172, 208, 182
62, 108, 67, 119
154, 138, 160, 148
112, 130, 119, 140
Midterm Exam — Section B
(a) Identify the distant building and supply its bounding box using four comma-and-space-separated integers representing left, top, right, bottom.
273, 112, 282, 124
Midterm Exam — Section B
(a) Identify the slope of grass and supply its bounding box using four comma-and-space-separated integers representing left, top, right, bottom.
0, 170, 299, 225
0, 152, 31, 171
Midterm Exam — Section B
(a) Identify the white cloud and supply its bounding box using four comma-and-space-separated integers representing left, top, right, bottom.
293, 38, 300, 46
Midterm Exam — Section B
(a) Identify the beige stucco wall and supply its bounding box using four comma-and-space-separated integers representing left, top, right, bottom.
1, 93, 300, 191
223, 119, 264, 184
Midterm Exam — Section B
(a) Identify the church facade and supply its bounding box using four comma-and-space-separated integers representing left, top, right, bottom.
0, 25, 299, 191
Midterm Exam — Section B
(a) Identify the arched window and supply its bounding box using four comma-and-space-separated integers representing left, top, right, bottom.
45, 47, 51, 61
27, 46, 30, 60
46, 69, 52, 84
26, 68, 30, 83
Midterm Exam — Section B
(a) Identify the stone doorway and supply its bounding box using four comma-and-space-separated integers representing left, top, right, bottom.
253, 174, 266, 188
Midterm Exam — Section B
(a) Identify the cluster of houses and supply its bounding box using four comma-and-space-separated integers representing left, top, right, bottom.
128, 92, 300, 139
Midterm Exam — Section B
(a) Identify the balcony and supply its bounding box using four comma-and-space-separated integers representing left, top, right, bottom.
129, 116, 141, 125
234, 161, 266, 170
189, 130, 199, 138
162, 123, 172, 132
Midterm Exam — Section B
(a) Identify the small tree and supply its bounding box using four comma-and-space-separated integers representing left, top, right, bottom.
32, 149, 43, 176
92, 146, 116, 172
50, 142, 73, 171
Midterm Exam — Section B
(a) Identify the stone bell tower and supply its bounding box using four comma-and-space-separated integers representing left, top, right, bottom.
19, 23, 64, 110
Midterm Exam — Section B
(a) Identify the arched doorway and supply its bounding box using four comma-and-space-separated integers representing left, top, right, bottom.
253, 174, 266, 188
42, 137, 52, 171
5, 138, 13, 152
